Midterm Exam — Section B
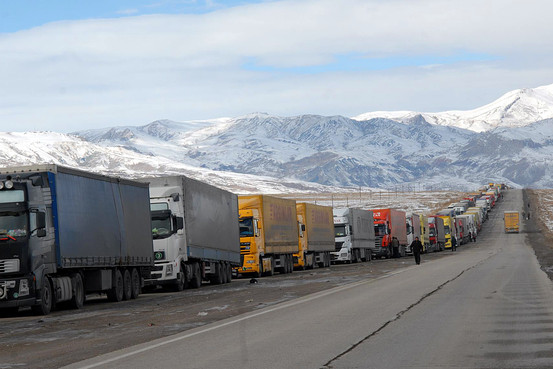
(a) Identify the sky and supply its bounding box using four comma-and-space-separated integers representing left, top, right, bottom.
1, 0, 552, 132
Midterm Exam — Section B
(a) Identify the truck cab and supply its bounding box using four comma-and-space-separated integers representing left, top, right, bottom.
332, 214, 353, 262
148, 186, 186, 288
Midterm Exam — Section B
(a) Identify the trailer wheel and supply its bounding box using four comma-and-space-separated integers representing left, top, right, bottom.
226, 263, 233, 283
70, 273, 85, 309
107, 269, 124, 302
211, 263, 224, 285
123, 269, 132, 301
32, 277, 53, 315
190, 262, 202, 289
131, 268, 141, 299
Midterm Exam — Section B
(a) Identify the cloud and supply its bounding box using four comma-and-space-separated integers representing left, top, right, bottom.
1, 0, 552, 132
116, 8, 140, 15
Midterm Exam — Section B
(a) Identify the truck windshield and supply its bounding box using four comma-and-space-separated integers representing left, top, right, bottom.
151, 210, 172, 239
0, 211, 28, 239
374, 224, 387, 236
239, 217, 254, 237
429, 228, 436, 237
0, 190, 25, 203
334, 225, 346, 237
444, 225, 450, 234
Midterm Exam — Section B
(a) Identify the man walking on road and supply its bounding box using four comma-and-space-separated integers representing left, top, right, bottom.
410, 237, 423, 265
451, 235, 457, 251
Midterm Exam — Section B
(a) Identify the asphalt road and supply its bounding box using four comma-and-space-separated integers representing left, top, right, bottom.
61, 189, 553, 369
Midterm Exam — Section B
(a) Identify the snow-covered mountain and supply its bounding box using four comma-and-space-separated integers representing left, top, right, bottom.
0, 131, 350, 194
353, 83, 553, 132
4, 83, 553, 191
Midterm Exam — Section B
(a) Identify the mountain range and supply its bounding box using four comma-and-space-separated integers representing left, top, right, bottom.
3, 83, 553, 192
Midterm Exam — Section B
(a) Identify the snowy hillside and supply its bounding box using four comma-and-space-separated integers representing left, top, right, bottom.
353, 83, 553, 132
0, 131, 351, 194
5, 83, 553, 191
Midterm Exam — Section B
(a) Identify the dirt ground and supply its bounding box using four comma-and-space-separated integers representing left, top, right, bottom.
525, 189, 553, 280
0, 251, 456, 369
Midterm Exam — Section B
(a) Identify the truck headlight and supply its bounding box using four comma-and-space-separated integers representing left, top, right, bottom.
166, 264, 173, 275
4, 180, 13, 189
18, 279, 29, 296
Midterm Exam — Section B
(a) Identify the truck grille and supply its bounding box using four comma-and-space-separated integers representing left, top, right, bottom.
335, 242, 344, 251
375, 236, 383, 248
0, 259, 20, 274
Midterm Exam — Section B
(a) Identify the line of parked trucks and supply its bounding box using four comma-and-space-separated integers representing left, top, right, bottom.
0, 164, 506, 315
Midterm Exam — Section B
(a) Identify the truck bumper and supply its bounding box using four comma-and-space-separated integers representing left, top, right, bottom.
144, 262, 177, 285
330, 250, 350, 262
0, 276, 36, 308
372, 246, 389, 258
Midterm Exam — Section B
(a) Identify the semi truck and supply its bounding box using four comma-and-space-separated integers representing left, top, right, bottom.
0, 165, 153, 315
238, 195, 297, 276
405, 213, 421, 254
332, 208, 375, 263
295, 203, 333, 269
139, 176, 240, 290
504, 211, 520, 233
372, 208, 407, 258
428, 215, 446, 252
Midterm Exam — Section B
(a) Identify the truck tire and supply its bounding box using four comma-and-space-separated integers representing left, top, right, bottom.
174, 264, 186, 291
32, 277, 53, 316
211, 263, 224, 285
190, 262, 202, 289
226, 263, 233, 283
131, 268, 141, 299
70, 273, 85, 309
123, 269, 132, 300
107, 269, 124, 302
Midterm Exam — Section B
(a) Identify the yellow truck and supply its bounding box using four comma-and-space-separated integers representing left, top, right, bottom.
295, 203, 334, 269
504, 211, 520, 233
238, 195, 298, 277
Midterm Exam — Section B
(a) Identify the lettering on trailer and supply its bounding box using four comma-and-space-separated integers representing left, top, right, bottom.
373, 211, 382, 218
311, 209, 330, 224
269, 203, 292, 222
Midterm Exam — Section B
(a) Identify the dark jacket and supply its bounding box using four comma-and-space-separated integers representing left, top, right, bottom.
410, 239, 423, 254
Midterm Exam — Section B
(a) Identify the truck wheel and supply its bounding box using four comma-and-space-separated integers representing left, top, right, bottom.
32, 277, 53, 315
107, 270, 124, 302
70, 274, 85, 309
123, 269, 132, 300
190, 262, 202, 289
211, 263, 224, 285
174, 264, 186, 291
288, 254, 294, 274
131, 268, 141, 299
226, 263, 233, 283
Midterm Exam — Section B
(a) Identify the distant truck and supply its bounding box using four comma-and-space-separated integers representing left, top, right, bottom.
428, 215, 446, 252
295, 203, 333, 269
139, 176, 240, 290
238, 195, 297, 276
0, 165, 153, 315
405, 213, 421, 254
332, 208, 375, 263
372, 208, 407, 258
504, 211, 520, 233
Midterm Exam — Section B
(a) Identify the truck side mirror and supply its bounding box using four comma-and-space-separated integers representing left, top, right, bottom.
175, 216, 184, 230
35, 211, 47, 238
